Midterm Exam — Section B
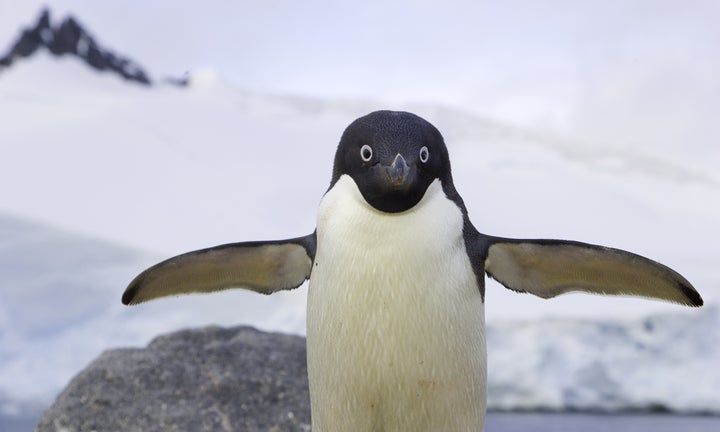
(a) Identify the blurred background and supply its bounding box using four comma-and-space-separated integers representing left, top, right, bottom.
1, 0, 718, 429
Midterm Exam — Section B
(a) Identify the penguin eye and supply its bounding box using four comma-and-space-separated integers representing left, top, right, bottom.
360, 144, 373, 162
419, 146, 429, 163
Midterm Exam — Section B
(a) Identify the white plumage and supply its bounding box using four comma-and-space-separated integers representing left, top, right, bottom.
308, 175, 486, 431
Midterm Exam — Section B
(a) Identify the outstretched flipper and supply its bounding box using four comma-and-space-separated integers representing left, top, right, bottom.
484, 237, 703, 307
122, 233, 316, 305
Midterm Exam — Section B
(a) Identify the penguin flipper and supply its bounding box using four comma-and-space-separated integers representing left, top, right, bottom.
122, 233, 316, 305
484, 238, 703, 307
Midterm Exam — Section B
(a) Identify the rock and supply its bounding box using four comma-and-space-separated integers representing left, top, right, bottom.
36, 326, 311, 432
0, 8, 152, 85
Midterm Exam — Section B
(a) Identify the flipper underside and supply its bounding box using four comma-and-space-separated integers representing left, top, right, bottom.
484, 238, 703, 307
122, 233, 316, 305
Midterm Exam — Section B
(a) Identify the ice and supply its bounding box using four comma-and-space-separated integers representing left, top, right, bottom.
487, 308, 719, 413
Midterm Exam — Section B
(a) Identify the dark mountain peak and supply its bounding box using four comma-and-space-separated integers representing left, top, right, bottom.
0, 8, 153, 85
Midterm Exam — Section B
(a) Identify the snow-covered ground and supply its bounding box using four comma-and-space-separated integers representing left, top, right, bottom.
1, 0, 718, 421
488, 307, 719, 413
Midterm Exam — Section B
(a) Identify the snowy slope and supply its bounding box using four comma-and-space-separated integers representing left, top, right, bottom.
2, 0, 718, 176
0, 213, 150, 415
487, 307, 719, 413
1, 0, 719, 421
1, 55, 718, 419
1, 53, 716, 318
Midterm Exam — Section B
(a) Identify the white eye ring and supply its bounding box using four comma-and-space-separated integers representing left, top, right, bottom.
419, 146, 429, 163
360, 144, 373, 162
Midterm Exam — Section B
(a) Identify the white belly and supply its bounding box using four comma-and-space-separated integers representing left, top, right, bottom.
307, 176, 487, 431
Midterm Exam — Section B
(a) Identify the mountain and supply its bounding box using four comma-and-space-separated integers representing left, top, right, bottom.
0, 8, 154, 85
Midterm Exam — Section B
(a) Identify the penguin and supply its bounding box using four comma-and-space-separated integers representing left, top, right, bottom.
122, 110, 703, 431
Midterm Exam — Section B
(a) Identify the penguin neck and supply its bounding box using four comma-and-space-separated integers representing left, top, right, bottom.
317, 175, 460, 252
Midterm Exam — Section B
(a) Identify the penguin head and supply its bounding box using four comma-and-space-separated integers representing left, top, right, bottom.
330, 110, 453, 213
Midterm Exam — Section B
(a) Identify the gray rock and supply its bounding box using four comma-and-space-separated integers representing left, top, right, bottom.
36, 326, 311, 432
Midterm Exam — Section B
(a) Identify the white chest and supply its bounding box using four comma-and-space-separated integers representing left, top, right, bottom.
307, 176, 487, 431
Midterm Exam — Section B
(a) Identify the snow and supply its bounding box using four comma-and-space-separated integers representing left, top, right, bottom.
487, 307, 720, 413
0, 0, 719, 421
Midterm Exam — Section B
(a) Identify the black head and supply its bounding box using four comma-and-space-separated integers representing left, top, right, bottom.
330, 110, 455, 213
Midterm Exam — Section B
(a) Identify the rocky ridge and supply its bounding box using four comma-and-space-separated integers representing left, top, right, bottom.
0, 8, 153, 85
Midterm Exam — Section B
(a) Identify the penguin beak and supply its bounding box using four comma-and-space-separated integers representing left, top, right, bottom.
362, 152, 422, 212
385, 153, 412, 189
